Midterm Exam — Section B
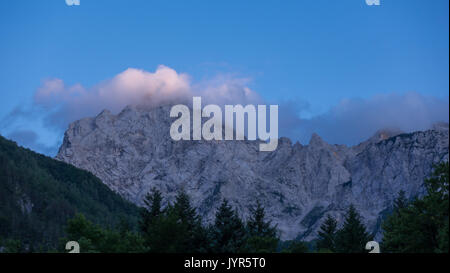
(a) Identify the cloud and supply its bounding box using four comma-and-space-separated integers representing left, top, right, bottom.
32, 65, 261, 130
1, 65, 448, 156
7, 130, 59, 155
2, 65, 264, 155
194, 75, 263, 106
0, 106, 34, 129
280, 92, 449, 145
33, 66, 189, 128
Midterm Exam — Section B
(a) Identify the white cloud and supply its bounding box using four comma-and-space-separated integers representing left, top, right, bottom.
32, 65, 261, 130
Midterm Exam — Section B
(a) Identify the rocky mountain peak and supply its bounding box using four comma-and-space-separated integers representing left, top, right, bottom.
56, 105, 449, 240
308, 133, 327, 147
368, 129, 404, 143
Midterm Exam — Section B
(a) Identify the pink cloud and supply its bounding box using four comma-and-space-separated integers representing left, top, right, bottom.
32, 65, 261, 129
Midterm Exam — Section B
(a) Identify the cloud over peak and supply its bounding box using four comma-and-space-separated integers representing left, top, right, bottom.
32, 65, 260, 130
1, 65, 448, 155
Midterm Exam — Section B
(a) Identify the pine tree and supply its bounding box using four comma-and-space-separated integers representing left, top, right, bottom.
382, 162, 449, 253
139, 188, 164, 252
335, 205, 372, 253
139, 188, 163, 236
247, 201, 277, 238
173, 191, 200, 228
316, 214, 337, 252
380, 191, 411, 252
211, 199, 247, 253
172, 190, 208, 253
144, 204, 188, 253
245, 200, 279, 252
139, 190, 210, 253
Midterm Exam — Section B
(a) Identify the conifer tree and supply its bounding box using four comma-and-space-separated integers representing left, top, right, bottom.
144, 204, 187, 253
380, 190, 411, 252
246, 201, 277, 238
211, 199, 246, 253
245, 200, 279, 252
335, 205, 372, 253
316, 214, 338, 252
172, 190, 208, 253
173, 191, 201, 229
139, 188, 162, 235
140, 188, 162, 228
139, 190, 209, 253
139, 188, 164, 251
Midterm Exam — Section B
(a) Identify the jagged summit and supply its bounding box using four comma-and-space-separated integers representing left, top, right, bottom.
308, 133, 329, 147
56, 105, 449, 240
367, 128, 404, 144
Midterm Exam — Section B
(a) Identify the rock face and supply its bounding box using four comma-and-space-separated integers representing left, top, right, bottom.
56, 105, 449, 240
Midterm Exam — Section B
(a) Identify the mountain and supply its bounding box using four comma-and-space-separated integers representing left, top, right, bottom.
56, 105, 449, 240
0, 135, 140, 251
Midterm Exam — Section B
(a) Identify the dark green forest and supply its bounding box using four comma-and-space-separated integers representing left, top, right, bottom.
0, 134, 448, 253
0, 135, 140, 252
381, 162, 449, 253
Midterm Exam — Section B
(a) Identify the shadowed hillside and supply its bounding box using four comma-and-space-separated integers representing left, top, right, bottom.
0, 135, 140, 251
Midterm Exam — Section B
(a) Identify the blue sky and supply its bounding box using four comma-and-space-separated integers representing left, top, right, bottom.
0, 0, 448, 155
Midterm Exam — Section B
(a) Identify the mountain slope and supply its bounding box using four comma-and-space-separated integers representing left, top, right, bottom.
0, 135, 140, 251
56, 105, 449, 240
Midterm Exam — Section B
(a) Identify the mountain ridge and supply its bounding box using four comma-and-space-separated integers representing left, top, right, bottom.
56, 104, 449, 240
